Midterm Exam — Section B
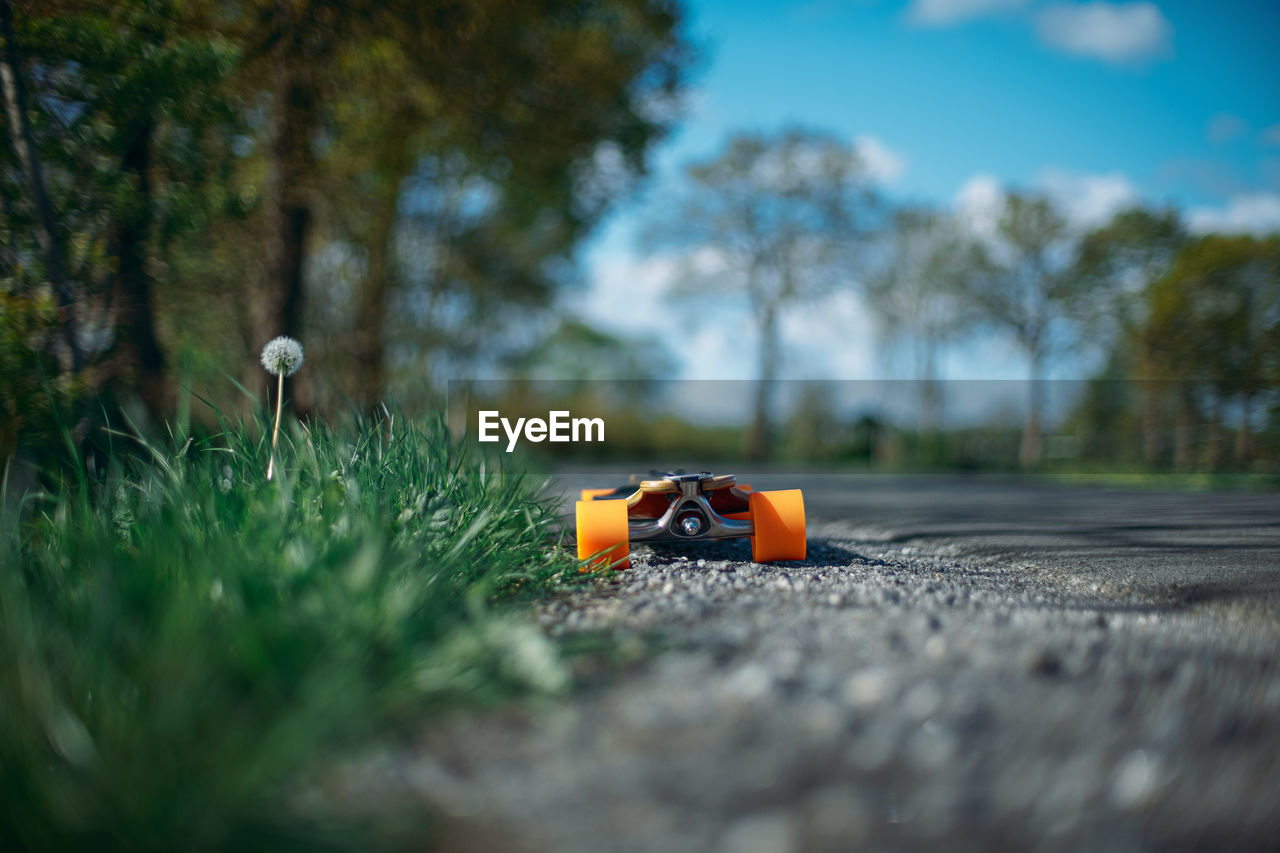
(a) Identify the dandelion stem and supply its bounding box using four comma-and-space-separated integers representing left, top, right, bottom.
259, 336, 303, 481
267, 370, 284, 481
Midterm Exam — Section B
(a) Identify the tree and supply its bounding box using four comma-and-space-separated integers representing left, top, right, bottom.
1145, 235, 1280, 468
0, 0, 80, 374
237, 0, 692, 410
512, 318, 676, 385
1, 0, 693, 463
961, 191, 1088, 468
782, 381, 842, 462
497, 316, 676, 425
651, 127, 876, 460
1, 0, 239, 432
864, 207, 980, 434
1073, 206, 1187, 463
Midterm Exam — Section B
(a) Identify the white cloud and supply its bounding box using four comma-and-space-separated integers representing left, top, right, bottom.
854, 134, 908, 184
784, 292, 876, 378
1036, 2, 1173, 66
582, 245, 679, 337
688, 245, 729, 278
1036, 169, 1139, 226
582, 242, 751, 383
952, 173, 1006, 241
1187, 193, 1280, 236
1207, 113, 1248, 144
1261, 124, 1280, 146
906, 0, 1027, 27
683, 324, 751, 382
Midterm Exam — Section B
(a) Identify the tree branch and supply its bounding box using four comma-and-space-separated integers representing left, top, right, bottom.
0, 0, 82, 370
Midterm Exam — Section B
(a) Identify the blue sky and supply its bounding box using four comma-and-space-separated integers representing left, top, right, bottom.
576, 0, 1280, 385
662, 0, 1280, 210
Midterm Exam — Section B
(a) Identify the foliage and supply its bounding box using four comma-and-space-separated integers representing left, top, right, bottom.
1, 0, 696, 460
1073, 206, 1187, 361
657, 127, 875, 307
509, 317, 676, 385
0, 410, 575, 851
1, 0, 245, 426
1141, 234, 1280, 466
0, 288, 78, 460
1146, 234, 1280, 393
239, 0, 695, 408
864, 208, 983, 431
651, 126, 879, 458
958, 192, 1094, 466
865, 208, 981, 363
962, 193, 1081, 367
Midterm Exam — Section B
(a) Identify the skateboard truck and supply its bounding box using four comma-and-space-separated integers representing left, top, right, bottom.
628, 472, 753, 543
576, 471, 806, 570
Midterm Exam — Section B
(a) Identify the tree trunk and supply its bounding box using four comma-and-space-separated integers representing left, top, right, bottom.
353, 235, 389, 411
1140, 341, 1160, 466
1236, 393, 1253, 466
253, 6, 316, 411
0, 190, 17, 281
107, 116, 169, 421
1174, 388, 1192, 471
918, 335, 940, 435
352, 200, 401, 411
1020, 348, 1044, 469
747, 302, 778, 462
1207, 390, 1224, 472
0, 0, 81, 371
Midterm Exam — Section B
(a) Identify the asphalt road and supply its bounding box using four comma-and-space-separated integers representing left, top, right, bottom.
348, 472, 1280, 852
741, 472, 1280, 616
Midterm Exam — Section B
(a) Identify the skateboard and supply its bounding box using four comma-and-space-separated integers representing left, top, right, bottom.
575, 471, 806, 570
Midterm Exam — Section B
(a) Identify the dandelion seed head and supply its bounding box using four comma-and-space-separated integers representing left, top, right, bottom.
260, 336, 305, 377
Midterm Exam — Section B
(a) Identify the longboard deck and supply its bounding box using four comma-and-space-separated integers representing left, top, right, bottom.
581, 473, 751, 516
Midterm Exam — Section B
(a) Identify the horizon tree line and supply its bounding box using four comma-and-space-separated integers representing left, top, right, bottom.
656, 126, 1279, 468
2, 3, 1276, 474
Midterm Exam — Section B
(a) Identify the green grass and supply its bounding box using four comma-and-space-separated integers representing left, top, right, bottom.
0, 410, 576, 851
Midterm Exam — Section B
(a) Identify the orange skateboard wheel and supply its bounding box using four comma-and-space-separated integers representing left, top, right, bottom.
576, 498, 630, 570
748, 489, 806, 562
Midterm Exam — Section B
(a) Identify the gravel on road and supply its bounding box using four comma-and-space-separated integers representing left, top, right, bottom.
341, 475, 1280, 852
